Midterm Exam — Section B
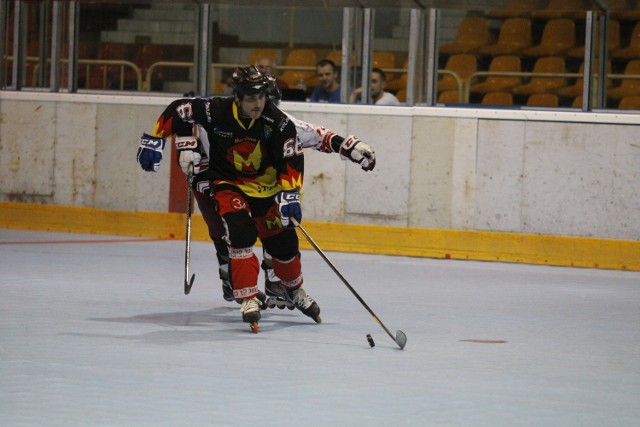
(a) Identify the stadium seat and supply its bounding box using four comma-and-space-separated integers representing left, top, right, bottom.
531, 0, 592, 20
326, 50, 356, 66
481, 92, 514, 106
370, 51, 399, 82
395, 88, 407, 103
87, 43, 131, 89
566, 20, 620, 59
438, 90, 462, 104
607, 59, 640, 99
556, 60, 612, 98
438, 53, 477, 92
526, 93, 559, 107
611, 0, 640, 21
131, 44, 164, 90
618, 95, 640, 109
487, 0, 545, 19
511, 56, 567, 95
385, 57, 408, 91
478, 18, 532, 57
278, 49, 317, 88
248, 48, 278, 66
469, 55, 522, 95
521, 19, 576, 58
610, 21, 640, 60
439, 17, 491, 55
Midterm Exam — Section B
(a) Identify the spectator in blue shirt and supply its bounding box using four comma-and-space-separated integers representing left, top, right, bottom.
310, 59, 341, 103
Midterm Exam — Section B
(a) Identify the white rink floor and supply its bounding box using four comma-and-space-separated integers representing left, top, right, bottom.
1, 228, 639, 427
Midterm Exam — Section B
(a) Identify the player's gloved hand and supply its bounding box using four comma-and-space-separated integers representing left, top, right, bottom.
339, 135, 376, 171
275, 189, 302, 228
137, 133, 166, 172
174, 136, 202, 174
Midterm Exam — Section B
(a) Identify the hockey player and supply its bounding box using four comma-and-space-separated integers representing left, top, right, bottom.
137, 67, 377, 321
139, 65, 316, 332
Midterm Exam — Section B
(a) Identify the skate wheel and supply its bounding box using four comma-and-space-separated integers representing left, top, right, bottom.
250, 322, 259, 333
313, 316, 322, 324
276, 300, 286, 310
287, 304, 295, 311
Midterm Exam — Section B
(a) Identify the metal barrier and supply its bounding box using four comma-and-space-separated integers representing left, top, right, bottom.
6, 56, 143, 90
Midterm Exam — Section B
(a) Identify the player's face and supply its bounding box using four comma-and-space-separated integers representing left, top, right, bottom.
238, 93, 266, 119
317, 64, 336, 89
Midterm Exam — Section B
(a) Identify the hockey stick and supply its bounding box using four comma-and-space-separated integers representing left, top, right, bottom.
292, 219, 407, 350
183, 163, 195, 295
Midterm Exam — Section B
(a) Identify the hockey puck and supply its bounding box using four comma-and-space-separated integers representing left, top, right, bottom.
366, 334, 375, 348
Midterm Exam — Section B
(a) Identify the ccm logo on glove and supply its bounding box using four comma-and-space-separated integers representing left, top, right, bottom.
137, 133, 166, 173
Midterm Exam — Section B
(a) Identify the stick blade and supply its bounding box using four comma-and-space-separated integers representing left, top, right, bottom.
395, 330, 407, 349
184, 274, 195, 295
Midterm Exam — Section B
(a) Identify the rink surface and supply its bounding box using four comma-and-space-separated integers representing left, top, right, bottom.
1, 228, 639, 426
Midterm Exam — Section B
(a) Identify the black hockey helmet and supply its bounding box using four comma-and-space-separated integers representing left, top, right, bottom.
231, 65, 270, 99
267, 75, 282, 106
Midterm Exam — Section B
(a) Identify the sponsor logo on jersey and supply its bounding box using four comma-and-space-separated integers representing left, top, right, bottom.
231, 140, 262, 174
265, 216, 283, 230
264, 125, 272, 141
213, 128, 233, 138
204, 101, 212, 123
278, 116, 290, 132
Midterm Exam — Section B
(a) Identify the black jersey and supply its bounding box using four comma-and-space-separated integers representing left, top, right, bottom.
152, 97, 302, 198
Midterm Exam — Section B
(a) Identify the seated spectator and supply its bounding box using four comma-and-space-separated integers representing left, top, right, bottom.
254, 56, 289, 90
349, 68, 401, 105
310, 59, 341, 103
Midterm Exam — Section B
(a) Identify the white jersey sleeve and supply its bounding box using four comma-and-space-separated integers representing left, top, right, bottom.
285, 112, 337, 153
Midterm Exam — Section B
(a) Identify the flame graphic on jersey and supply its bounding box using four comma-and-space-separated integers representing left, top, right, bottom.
152, 116, 173, 138
232, 140, 262, 173
279, 164, 303, 190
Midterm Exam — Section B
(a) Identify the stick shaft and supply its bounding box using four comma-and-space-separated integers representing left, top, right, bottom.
184, 164, 195, 294
292, 219, 399, 345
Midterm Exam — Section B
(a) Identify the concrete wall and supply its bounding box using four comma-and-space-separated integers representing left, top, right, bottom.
1, 92, 639, 241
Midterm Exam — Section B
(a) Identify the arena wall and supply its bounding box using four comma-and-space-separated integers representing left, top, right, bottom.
1, 92, 639, 270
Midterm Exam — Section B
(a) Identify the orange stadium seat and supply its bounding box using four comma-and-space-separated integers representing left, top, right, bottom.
618, 95, 640, 109
611, 0, 640, 21
522, 19, 576, 58
566, 20, 620, 59
278, 49, 317, 88
511, 56, 567, 96
438, 90, 462, 104
611, 21, 640, 60
531, 0, 592, 20
526, 93, 560, 107
487, 0, 545, 19
481, 91, 514, 105
607, 59, 640, 99
437, 53, 477, 94
556, 60, 612, 99
469, 55, 522, 95
248, 48, 278, 66
439, 17, 491, 55
479, 18, 532, 57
